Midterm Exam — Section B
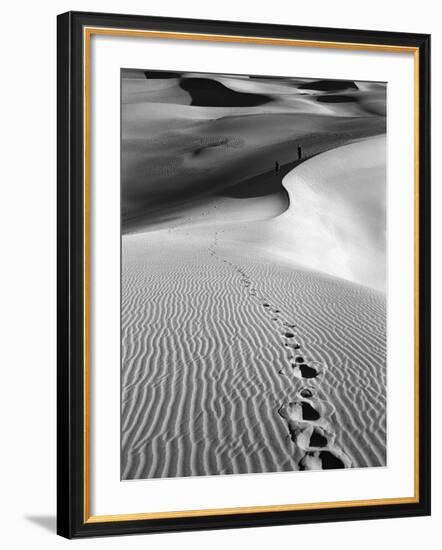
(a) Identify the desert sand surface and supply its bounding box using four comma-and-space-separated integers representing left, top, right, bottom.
122, 71, 386, 234
121, 132, 386, 480
121, 71, 386, 479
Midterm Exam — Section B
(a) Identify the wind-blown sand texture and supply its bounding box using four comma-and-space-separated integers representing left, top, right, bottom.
121, 70, 387, 480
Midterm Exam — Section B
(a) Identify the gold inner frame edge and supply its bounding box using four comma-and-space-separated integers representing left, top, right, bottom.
82, 26, 420, 524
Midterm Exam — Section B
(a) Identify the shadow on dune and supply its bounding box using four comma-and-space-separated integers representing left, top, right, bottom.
221, 159, 300, 199
180, 77, 272, 107
316, 94, 358, 103
144, 70, 180, 79
298, 79, 359, 92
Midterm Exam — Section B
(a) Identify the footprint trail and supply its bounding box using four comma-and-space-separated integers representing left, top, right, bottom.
209, 230, 352, 471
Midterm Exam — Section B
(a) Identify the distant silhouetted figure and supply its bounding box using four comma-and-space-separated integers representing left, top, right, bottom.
275, 161, 280, 173
297, 145, 302, 160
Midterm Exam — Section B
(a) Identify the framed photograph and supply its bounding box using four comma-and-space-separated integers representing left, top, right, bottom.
57, 11, 431, 538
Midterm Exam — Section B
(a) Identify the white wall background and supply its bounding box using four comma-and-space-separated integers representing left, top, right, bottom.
0, 0, 439, 547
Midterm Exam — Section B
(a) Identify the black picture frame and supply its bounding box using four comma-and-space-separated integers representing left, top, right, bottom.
57, 10, 431, 539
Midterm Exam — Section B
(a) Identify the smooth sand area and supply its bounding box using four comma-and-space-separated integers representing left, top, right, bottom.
121, 137, 386, 480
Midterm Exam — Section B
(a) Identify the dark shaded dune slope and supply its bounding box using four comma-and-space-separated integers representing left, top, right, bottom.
298, 79, 359, 92
122, 113, 385, 233
122, 68, 181, 79
316, 94, 358, 103
144, 70, 181, 79
180, 77, 272, 107
221, 159, 299, 199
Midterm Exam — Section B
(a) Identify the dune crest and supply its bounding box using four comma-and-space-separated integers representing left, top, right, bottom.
278, 135, 386, 291
214, 135, 386, 292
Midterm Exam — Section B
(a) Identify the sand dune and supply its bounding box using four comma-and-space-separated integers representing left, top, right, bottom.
128, 136, 386, 290
121, 139, 386, 479
122, 71, 386, 232
121, 227, 386, 479
211, 135, 386, 291
120, 71, 386, 480
277, 135, 386, 290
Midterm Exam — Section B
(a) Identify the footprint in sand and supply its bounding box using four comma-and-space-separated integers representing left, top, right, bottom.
279, 394, 352, 470
299, 387, 314, 398
291, 359, 327, 380
299, 449, 352, 470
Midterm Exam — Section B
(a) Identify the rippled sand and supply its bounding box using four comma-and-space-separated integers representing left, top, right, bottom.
121, 138, 386, 480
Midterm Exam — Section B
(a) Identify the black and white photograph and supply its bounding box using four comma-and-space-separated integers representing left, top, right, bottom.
120, 69, 387, 480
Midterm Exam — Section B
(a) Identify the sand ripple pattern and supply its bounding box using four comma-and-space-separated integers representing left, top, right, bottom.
121, 229, 386, 479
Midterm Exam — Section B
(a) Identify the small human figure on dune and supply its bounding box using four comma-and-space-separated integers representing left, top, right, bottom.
275, 161, 280, 173
297, 145, 302, 160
